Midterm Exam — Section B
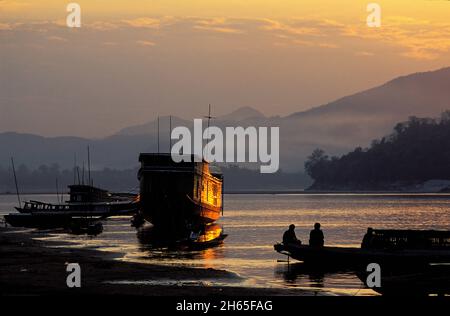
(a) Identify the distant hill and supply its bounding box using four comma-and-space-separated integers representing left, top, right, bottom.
1, 67, 450, 178
305, 111, 450, 191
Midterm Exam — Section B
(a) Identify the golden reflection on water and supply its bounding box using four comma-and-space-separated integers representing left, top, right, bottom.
4, 193, 450, 296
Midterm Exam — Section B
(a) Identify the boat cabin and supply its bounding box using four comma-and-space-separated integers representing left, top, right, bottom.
68, 184, 110, 203
369, 229, 450, 250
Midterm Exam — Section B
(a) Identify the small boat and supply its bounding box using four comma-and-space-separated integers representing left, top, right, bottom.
182, 224, 228, 250
274, 229, 450, 267
138, 153, 223, 228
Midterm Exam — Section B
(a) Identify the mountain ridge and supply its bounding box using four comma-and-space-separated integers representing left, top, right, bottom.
1, 66, 450, 173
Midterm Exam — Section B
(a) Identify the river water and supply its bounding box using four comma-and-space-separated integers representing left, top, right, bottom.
1, 193, 449, 296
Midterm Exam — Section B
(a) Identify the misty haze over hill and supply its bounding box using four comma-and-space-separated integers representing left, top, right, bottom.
1, 67, 450, 179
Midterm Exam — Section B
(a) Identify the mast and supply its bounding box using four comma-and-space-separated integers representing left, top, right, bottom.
76, 165, 81, 185
169, 115, 172, 152
82, 161, 85, 185
73, 153, 77, 185
200, 105, 215, 208
157, 116, 160, 154
203, 104, 215, 162
11, 157, 22, 209
56, 178, 60, 204
87, 146, 92, 186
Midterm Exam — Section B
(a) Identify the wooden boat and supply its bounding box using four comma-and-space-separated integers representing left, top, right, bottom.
274, 229, 450, 267
14, 199, 138, 217
15, 184, 139, 216
5, 185, 139, 228
138, 153, 223, 228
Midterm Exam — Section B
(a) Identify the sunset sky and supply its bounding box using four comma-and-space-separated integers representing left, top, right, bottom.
1, 0, 450, 137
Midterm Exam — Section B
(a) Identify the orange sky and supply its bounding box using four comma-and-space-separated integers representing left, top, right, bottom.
1, 0, 450, 136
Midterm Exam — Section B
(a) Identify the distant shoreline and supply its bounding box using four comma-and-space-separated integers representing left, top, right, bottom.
2, 190, 450, 196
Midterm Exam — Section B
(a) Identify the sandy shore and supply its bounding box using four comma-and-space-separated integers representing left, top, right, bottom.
0, 226, 316, 296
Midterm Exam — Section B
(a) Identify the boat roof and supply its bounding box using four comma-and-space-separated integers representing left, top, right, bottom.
68, 184, 108, 193
139, 153, 206, 164
373, 229, 450, 238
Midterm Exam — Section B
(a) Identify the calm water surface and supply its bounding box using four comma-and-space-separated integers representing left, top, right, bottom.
2, 193, 450, 296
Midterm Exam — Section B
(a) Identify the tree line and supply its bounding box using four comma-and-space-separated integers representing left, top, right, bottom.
0, 163, 310, 193
305, 111, 450, 190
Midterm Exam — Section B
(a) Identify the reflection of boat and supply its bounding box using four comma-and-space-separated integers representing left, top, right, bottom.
356, 264, 450, 295
138, 153, 223, 228
69, 219, 103, 236
274, 229, 450, 267
136, 223, 227, 250
182, 224, 227, 250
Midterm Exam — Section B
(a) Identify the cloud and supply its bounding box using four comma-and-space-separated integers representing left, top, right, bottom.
136, 40, 156, 47
87, 21, 119, 31
0, 0, 30, 13
47, 35, 68, 42
3, 14, 450, 60
341, 16, 450, 60
0, 22, 12, 30
102, 41, 118, 46
260, 18, 323, 36
122, 17, 160, 29
193, 17, 244, 34
355, 51, 375, 57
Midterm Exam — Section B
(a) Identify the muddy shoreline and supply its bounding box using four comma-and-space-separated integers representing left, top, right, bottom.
0, 226, 317, 296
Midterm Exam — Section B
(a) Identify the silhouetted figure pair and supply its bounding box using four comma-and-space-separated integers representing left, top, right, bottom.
309, 223, 324, 248
283, 224, 302, 246
361, 227, 374, 249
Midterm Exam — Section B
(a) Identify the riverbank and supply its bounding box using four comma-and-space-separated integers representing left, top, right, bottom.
0, 226, 315, 296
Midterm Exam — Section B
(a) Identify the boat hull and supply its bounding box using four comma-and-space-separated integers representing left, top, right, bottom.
274, 243, 450, 267
15, 201, 139, 217
4, 213, 100, 229
138, 154, 223, 228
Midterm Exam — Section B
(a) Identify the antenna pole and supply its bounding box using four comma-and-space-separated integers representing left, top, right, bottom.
169, 115, 172, 152
87, 146, 91, 186
73, 153, 77, 184
157, 116, 160, 154
56, 178, 59, 204
11, 157, 22, 209
82, 162, 85, 185
77, 166, 81, 185
204, 104, 214, 162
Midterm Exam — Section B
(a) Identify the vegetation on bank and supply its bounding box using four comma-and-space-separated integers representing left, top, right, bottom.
305, 111, 450, 190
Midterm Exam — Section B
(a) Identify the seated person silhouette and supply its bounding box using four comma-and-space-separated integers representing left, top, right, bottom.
361, 227, 374, 249
282, 224, 302, 246
309, 223, 324, 247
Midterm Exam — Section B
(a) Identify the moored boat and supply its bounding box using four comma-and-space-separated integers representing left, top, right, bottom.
274, 229, 450, 267
5, 185, 139, 228
138, 153, 223, 228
